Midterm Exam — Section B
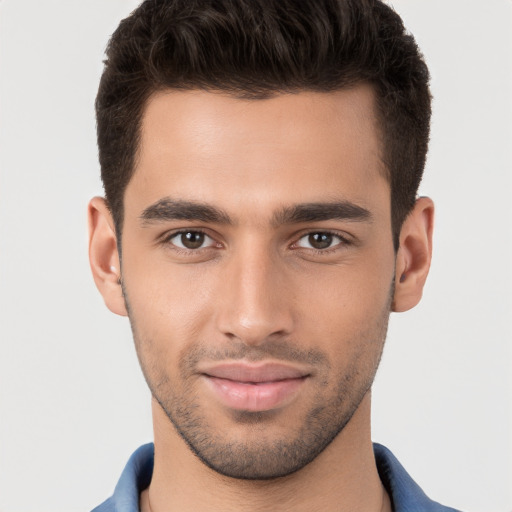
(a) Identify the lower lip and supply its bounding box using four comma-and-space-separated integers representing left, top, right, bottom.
204, 376, 306, 412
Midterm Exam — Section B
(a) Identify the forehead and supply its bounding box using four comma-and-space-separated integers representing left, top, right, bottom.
128, 85, 387, 219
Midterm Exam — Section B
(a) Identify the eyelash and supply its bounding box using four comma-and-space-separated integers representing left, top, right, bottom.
292, 230, 352, 254
159, 229, 353, 255
160, 229, 218, 253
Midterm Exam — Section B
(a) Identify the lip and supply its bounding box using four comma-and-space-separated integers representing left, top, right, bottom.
200, 362, 310, 412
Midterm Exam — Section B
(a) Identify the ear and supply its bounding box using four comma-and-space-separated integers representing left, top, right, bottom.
392, 197, 434, 312
88, 197, 128, 316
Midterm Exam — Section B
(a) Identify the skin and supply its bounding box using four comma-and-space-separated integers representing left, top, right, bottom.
89, 84, 433, 512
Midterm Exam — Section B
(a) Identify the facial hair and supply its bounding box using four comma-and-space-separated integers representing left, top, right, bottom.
123, 281, 393, 480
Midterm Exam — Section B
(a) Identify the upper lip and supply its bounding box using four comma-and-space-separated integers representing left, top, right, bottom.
200, 362, 309, 383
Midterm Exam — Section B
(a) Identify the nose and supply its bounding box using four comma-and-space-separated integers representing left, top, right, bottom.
215, 242, 294, 346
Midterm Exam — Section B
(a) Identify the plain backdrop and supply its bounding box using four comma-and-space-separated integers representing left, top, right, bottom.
0, 1, 511, 511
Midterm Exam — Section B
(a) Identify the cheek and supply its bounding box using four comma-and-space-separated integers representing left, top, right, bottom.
292, 258, 394, 362
123, 267, 218, 393
122, 256, 218, 345
296, 259, 394, 324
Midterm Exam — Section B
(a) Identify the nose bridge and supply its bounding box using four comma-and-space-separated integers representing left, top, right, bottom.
216, 237, 293, 344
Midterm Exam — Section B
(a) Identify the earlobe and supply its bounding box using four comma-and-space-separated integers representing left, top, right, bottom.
392, 197, 434, 312
88, 197, 128, 317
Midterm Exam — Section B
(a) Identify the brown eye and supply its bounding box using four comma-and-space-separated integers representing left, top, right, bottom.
296, 232, 345, 251
170, 231, 212, 249
308, 233, 333, 249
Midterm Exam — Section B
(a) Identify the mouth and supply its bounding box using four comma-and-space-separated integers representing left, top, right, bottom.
200, 362, 310, 412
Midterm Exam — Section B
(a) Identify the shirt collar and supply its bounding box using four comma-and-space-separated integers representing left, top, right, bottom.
94, 442, 460, 512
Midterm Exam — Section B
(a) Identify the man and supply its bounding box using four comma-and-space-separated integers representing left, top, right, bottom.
88, 0, 460, 510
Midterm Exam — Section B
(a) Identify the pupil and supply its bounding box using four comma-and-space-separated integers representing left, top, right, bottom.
182, 232, 205, 249
309, 233, 332, 249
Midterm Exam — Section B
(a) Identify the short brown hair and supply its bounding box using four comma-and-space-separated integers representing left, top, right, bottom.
96, 0, 431, 248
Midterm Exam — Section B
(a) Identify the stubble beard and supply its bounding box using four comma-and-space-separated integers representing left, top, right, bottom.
124, 285, 393, 481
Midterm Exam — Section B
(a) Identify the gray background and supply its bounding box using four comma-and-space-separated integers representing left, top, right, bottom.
0, 1, 511, 510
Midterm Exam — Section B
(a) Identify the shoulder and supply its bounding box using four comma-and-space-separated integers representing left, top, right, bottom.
90, 444, 154, 512
91, 497, 116, 512
374, 443, 463, 512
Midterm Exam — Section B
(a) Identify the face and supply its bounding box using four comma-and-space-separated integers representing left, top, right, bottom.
119, 86, 396, 479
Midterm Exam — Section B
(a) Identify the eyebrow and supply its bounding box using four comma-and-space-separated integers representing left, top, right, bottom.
140, 199, 232, 225
272, 201, 372, 225
139, 198, 372, 226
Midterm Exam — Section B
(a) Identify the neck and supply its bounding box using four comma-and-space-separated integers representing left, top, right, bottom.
141, 393, 390, 512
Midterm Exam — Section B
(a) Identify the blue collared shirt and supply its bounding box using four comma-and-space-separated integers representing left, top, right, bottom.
92, 443, 462, 512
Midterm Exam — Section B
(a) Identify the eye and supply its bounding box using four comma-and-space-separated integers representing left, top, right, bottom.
295, 232, 346, 250
167, 231, 216, 250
